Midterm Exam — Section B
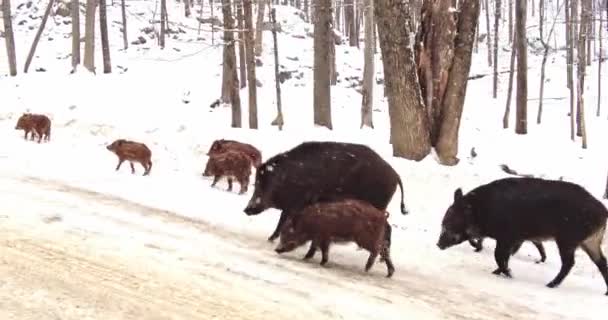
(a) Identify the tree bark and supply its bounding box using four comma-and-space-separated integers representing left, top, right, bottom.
514, 0, 527, 134
360, 0, 374, 128
222, 0, 242, 126
24, 0, 55, 73
244, 0, 258, 128
375, 0, 431, 160
121, 0, 128, 50
567, 0, 576, 139
269, 8, 284, 129
598, 4, 603, 117
83, 0, 96, 72
254, 0, 267, 56
313, 0, 333, 129
99, 0, 112, 73
484, 0, 492, 66
503, 34, 516, 129
3, 0, 18, 76
184, 0, 191, 17
237, 1, 247, 88
71, 0, 81, 70
160, 0, 167, 48
435, 0, 480, 165
577, 0, 588, 147
508, 0, 513, 42
492, 0, 501, 98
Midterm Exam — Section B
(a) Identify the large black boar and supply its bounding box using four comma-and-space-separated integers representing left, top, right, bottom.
468, 237, 547, 263
437, 177, 608, 295
243, 141, 407, 258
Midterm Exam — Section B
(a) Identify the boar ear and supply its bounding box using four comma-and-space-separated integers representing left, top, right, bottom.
453, 188, 464, 202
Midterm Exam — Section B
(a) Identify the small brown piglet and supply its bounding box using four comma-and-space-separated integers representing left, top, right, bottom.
106, 139, 153, 176
275, 199, 395, 277
15, 113, 52, 143
202, 149, 252, 194
207, 139, 262, 168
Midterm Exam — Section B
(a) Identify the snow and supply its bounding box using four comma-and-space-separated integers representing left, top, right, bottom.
1, 0, 608, 318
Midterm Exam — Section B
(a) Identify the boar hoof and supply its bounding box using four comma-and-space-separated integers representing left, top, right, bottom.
387, 269, 395, 278
605, 290, 608, 296
546, 281, 559, 288
320, 260, 328, 267
492, 268, 512, 278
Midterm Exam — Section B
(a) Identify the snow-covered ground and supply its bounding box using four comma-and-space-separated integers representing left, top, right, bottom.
1, 0, 608, 318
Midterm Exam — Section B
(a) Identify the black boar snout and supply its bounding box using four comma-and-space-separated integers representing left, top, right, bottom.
274, 247, 286, 254
244, 206, 262, 216
106, 145, 112, 150
436, 242, 447, 250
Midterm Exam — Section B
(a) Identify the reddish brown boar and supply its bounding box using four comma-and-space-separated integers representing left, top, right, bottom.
203, 150, 252, 194
275, 199, 395, 277
207, 139, 262, 168
15, 113, 52, 143
106, 139, 153, 176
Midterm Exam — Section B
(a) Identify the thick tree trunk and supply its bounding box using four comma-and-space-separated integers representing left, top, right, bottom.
313, 0, 333, 129
71, 0, 81, 70
160, 0, 167, 48
121, 0, 128, 49
254, 0, 267, 56
99, 0, 112, 73
24, 0, 55, 73
244, 0, 258, 128
236, 1, 247, 88
83, 0, 96, 72
3, 0, 18, 76
222, 0, 242, 126
508, 0, 513, 42
360, 0, 374, 128
184, 0, 191, 17
514, 0, 527, 134
415, 0, 456, 146
435, 0, 480, 165
375, 0, 431, 160
344, 0, 354, 40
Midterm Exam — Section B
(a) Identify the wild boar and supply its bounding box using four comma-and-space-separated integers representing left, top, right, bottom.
274, 199, 395, 277
202, 149, 252, 194
437, 177, 608, 295
15, 113, 51, 143
468, 237, 547, 263
106, 139, 153, 176
243, 141, 407, 262
207, 139, 262, 168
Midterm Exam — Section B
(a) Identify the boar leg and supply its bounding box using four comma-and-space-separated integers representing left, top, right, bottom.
546, 242, 577, 288
227, 178, 233, 192
116, 158, 125, 171
238, 178, 248, 194
129, 162, 136, 174
211, 176, 220, 187
469, 238, 484, 252
533, 242, 547, 263
364, 250, 379, 273
268, 211, 289, 241
380, 247, 395, 278
303, 240, 318, 260
23, 130, 29, 140
579, 229, 608, 295
492, 240, 514, 278
319, 239, 331, 266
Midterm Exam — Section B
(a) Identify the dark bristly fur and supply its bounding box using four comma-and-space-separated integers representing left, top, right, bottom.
202, 149, 252, 194
207, 139, 262, 168
275, 199, 395, 277
106, 139, 153, 176
437, 177, 608, 295
15, 113, 51, 143
243, 141, 407, 262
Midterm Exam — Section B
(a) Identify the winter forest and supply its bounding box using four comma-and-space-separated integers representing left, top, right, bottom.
1, 0, 608, 319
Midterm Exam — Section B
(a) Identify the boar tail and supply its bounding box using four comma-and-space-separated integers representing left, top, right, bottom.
397, 177, 408, 215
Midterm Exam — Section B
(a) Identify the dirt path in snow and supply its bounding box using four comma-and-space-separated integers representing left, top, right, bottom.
0, 175, 571, 320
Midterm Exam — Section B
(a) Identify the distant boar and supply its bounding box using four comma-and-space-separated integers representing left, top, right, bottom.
15, 113, 51, 143
106, 139, 152, 176
275, 199, 395, 277
243, 141, 406, 262
202, 149, 252, 194
207, 139, 262, 168
468, 237, 547, 263
437, 177, 608, 295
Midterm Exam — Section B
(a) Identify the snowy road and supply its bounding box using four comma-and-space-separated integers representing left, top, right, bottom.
0, 174, 589, 319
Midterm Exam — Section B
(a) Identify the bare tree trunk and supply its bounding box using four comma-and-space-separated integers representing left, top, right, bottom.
598, 5, 603, 117
99, 0, 112, 73
349, 0, 358, 46
493, 0, 501, 98
184, 0, 191, 17
83, 0, 96, 72
254, 0, 267, 56
375, 0, 431, 160
24, 0, 55, 73
313, 0, 333, 129
360, 0, 374, 128
539, 0, 544, 39
508, 0, 513, 42
344, 0, 353, 41
537, 1, 564, 124
435, 0, 480, 165
210, 0, 215, 44
222, 0, 242, 127
577, 0, 588, 147
244, 0, 258, 128
3, 0, 18, 76
121, 0, 128, 49
71, 0, 81, 70
160, 0, 167, 48
237, 1, 247, 88
503, 34, 517, 128
515, 0, 528, 134
329, 33, 338, 85
604, 170, 608, 199
336, 0, 342, 31
566, 0, 573, 89
568, 0, 576, 139
485, 0, 492, 66
304, 0, 309, 21
269, 8, 284, 129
